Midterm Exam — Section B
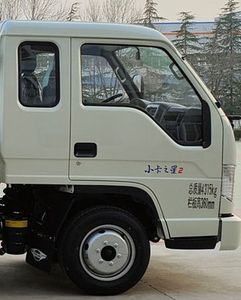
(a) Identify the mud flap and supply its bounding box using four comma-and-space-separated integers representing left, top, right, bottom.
26, 188, 75, 272
26, 235, 55, 272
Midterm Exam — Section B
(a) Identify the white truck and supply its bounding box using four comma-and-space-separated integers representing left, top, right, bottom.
0, 20, 240, 295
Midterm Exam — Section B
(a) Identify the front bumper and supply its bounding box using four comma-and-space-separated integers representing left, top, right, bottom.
219, 215, 241, 250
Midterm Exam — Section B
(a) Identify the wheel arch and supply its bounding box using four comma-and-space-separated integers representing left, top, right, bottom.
58, 185, 164, 242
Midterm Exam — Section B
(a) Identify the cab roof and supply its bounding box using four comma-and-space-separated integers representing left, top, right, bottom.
0, 20, 168, 42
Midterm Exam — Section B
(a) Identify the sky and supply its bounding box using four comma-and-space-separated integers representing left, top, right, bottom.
153, 0, 241, 21
75, 0, 241, 22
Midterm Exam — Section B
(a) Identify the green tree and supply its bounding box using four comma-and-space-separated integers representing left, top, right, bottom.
140, 0, 164, 28
206, 0, 241, 114
201, 34, 224, 98
173, 11, 200, 57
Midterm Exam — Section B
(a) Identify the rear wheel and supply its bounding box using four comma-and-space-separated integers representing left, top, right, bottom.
59, 206, 150, 295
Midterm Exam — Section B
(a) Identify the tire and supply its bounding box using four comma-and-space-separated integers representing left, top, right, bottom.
58, 206, 150, 295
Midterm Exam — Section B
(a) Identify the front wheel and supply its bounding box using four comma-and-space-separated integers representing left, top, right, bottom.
58, 207, 150, 295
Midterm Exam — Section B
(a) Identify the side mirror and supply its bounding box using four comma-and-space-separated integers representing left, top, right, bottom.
169, 62, 184, 80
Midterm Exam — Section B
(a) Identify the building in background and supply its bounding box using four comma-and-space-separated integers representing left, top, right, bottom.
154, 21, 215, 41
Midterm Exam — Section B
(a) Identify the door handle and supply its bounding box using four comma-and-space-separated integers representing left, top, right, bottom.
74, 143, 97, 158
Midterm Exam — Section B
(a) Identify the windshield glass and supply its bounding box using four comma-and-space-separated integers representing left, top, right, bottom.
115, 46, 200, 107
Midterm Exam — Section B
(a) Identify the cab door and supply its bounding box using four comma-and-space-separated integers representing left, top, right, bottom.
69, 38, 223, 239
2, 36, 71, 183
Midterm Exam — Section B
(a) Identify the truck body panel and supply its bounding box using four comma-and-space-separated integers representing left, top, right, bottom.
0, 20, 239, 296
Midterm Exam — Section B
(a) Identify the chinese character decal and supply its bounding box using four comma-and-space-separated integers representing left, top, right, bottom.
145, 164, 184, 175
187, 182, 218, 210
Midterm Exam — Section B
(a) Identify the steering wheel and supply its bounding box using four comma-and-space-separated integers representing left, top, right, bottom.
102, 93, 123, 103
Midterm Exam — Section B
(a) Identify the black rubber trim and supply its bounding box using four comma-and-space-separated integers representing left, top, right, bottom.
165, 236, 217, 250
220, 213, 233, 218
202, 99, 211, 148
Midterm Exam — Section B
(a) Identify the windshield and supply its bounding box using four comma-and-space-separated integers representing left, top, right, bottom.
115, 46, 200, 107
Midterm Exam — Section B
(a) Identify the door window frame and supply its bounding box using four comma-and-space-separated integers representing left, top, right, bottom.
80, 42, 211, 148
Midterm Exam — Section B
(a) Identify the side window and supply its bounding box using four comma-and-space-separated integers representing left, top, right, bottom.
81, 44, 203, 146
82, 55, 126, 104
19, 42, 59, 107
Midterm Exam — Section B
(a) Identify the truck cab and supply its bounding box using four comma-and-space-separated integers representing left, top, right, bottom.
0, 20, 240, 295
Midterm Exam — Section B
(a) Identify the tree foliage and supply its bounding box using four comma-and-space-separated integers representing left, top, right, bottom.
203, 0, 241, 114
80, 0, 142, 23
0, 0, 21, 20
67, 2, 80, 22
22, 0, 68, 21
140, 0, 165, 28
167, 1, 241, 115
173, 12, 200, 56
102, 0, 141, 23
216, 0, 241, 53
83, 0, 102, 22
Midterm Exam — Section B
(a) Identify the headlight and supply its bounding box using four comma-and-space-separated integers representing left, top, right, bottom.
221, 165, 235, 201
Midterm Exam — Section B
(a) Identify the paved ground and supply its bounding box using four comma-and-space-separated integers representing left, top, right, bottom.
1, 143, 241, 299
1, 244, 241, 300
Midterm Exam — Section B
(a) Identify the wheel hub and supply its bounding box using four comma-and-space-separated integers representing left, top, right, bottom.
101, 246, 116, 261
79, 225, 135, 281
